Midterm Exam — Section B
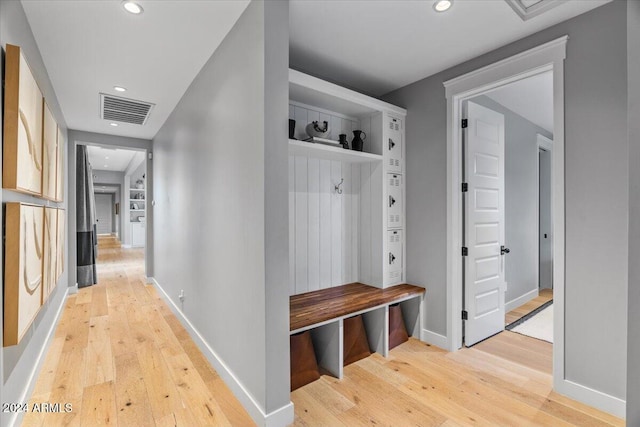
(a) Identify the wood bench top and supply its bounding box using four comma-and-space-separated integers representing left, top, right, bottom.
290, 282, 425, 332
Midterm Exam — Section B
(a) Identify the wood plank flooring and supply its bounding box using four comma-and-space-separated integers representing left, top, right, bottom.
22, 237, 254, 426
505, 288, 553, 326
292, 336, 623, 426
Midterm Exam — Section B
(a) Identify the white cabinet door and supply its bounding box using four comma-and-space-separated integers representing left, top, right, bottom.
387, 173, 403, 229
387, 230, 403, 285
131, 222, 145, 247
386, 117, 403, 173
464, 101, 506, 347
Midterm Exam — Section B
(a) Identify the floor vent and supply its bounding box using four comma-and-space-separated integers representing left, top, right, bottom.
100, 93, 154, 125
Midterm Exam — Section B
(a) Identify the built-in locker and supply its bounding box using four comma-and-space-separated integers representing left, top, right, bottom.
387, 173, 403, 229
387, 229, 403, 284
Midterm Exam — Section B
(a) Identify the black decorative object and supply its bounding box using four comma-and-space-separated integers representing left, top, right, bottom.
289, 119, 296, 140
339, 134, 349, 149
351, 130, 367, 152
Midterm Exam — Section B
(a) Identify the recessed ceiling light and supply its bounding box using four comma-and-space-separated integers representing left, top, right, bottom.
122, 1, 143, 14
104, 165, 109, 168
110, 123, 119, 127
114, 86, 127, 92
433, 0, 453, 12
105, 157, 110, 160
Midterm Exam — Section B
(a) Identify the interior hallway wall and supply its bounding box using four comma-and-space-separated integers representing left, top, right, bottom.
152, 0, 291, 424
469, 95, 553, 308
384, 0, 628, 403
626, 0, 640, 423
0, 1, 70, 425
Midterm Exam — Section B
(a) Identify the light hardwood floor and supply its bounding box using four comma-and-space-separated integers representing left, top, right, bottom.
505, 288, 553, 326
292, 335, 623, 426
22, 236, 254, 426
26, 245, 620, 426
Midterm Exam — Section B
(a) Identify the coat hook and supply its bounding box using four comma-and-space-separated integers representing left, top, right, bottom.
335, 178, 344, 195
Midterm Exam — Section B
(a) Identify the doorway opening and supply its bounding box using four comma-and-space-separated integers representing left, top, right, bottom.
444, 36, 567, 390
83, 144, 147, 280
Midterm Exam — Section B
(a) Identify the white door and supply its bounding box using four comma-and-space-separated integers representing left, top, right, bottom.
95, 193, 113, 235
464, 101, 506, 346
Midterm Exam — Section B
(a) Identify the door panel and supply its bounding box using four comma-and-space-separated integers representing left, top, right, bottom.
464, 101, 506, 346
95, 193, 113, 235
539, 148, 553, 289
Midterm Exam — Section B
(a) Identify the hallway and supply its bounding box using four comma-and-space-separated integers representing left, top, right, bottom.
21, 240, 253, 426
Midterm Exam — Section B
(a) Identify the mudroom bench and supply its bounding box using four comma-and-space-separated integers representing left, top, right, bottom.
289, 282, 425, 389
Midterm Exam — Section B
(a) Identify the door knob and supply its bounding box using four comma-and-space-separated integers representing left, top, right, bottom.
501, 245, 510, 255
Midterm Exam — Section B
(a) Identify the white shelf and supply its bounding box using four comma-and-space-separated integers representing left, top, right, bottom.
130, 209, 145, 212
130, 188, 145, 191
289, 139, 382, 163
128, 199, 146, 202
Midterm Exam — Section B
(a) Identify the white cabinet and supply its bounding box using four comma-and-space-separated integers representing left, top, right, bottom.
387, 230, 403, 283
386, 117, 403, 173
387, 173, 403, 229
131, 222, 145, 248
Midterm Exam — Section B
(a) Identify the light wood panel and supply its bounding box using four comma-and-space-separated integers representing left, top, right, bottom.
42, 102, 58, 200
22, 244, 254, 426
290, 282, 425, 332
506, 288, 553, 325
3, 44, 43, 195
42, 207, 58, 304
292, 336, 624, 427
4, 203, 44, 347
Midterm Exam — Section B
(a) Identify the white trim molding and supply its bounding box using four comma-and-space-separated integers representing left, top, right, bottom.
150, 277, 294, 427
505, 288, 539, 313
556, 380, 626, 419
421, 329, 449, 350
443, 34, 576, 409
8, 287, 69, 427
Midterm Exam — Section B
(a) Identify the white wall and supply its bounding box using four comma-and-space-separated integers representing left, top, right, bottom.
470, 95, 553, 308
384, 0, 628, 403
152, 1, 291, 424
0, 1, 70, 426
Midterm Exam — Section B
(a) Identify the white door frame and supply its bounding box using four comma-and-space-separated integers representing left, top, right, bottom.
443, 36, 567, 388
537, 134, 553, 291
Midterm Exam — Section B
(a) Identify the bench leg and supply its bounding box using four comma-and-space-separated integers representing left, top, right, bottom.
363, 306, 389, 357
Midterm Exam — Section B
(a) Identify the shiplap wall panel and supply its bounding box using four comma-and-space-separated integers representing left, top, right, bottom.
307, 158, 320, 292
359, 163, 372, 285
319, 159, 332, 289
289, 159, 296, 295
294, 156, 308, 294
330, 161, 343, 285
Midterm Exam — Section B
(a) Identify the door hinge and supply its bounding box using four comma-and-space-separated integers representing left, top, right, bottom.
461, 119, 468, 129
461, 246, 468, 256
462, 310, 468, 320
461, 182, 468, 192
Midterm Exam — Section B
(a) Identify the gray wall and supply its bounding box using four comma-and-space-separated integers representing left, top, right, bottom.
470, 95, 553, 305
627, 0, 640, 423
0, 1, 69, 425
152, 0, 290, 420
384, 1, 628, 400
93, 170, 125, 237
67, 130, 153, 283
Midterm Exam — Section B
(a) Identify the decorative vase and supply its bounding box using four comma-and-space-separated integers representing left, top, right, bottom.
351, 130, 367, 152
305, 121, 330, 139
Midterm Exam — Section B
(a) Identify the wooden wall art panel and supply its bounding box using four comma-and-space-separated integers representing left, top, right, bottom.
3, 44, 44, 195
56, 127, 65, 202
42, 102, 58, 200
42, 207, 58, 303
56, 209, 66, 280
3, 203, 44, 347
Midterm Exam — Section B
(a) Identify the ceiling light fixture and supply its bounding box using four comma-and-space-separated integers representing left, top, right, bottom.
113, 86, 127, 92
104, 165, 108, 168
110, 123, 119, 127
122, 1, 144, 15
433, 0, 453, 12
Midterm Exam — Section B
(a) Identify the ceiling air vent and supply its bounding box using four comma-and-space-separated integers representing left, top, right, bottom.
100, 93, 154, 125
504, 0, 566, 21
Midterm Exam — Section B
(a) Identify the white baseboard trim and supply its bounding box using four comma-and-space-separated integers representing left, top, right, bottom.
8, 287, 69, 427
421, 328, 448, 350
555, 378, 626, 419
121, 244, 132, 249
68, 283, 79, 295
145, 276, 153, 284
505, 288, 539, 313
150, 277, 294, 427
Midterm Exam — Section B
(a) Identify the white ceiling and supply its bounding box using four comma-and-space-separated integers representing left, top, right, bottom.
290, 0, 611, 96
22, 0, 250, 140
87, 145, 138, 172
485, 71, 554, 133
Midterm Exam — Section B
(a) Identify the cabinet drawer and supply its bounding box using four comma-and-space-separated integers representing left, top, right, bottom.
387, 173, 403, 229
386, 117, 402, 173
387, 230, 403, 284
